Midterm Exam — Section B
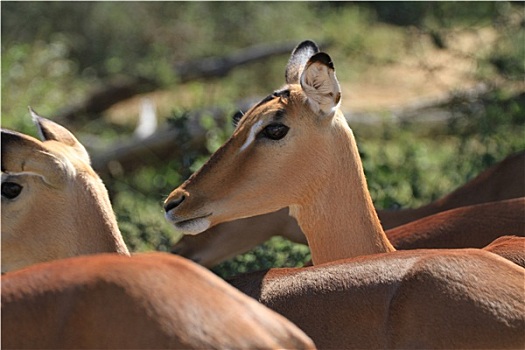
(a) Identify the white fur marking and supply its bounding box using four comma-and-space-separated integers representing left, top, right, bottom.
2, 171, 46, 182
239, 120, 264, 153
174, 217, 211, 235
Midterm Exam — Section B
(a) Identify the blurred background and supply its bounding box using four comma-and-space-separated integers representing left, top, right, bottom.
2, 2, 524, 277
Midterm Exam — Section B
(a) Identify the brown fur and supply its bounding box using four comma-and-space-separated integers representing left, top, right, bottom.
1, 253, 315, 349
165, 71, 395, 264
379, 150, 525, 229
2, 111, 129, 273
164, 40, 525, 348
171, 207, 305, 267
172, 197, 525, 268
228, 249, 525, 349
1, 115, 315, 349
389, 198, 525, 249
483, 235, 525, 268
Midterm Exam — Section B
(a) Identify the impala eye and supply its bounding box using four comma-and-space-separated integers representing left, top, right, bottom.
2, 182, 23, 200
261, 123, 289, 140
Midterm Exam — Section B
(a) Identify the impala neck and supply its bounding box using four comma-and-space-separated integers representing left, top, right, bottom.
74, 174, 130, 256
290, 112, 395, 265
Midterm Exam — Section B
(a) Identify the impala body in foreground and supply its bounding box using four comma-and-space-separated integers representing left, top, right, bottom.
165, 40, 525, 348
2, 252, 315, 350
1, 114, 315, 350
228, 248, 524, 349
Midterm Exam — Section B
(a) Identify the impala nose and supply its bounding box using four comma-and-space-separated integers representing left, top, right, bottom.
164, 194, 185, 213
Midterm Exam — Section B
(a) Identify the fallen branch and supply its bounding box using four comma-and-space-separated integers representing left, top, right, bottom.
175, 41, 302, 82
55, 76, 159, 123
55, 41, 305, 124
89, 84, 522, 178
89, 106, 238, 178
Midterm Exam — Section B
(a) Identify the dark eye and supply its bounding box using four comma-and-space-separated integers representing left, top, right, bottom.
2, 182, 23, 199
261, 123, 289, 140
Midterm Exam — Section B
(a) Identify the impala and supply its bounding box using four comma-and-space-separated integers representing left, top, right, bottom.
482, 235, 525, 268
2, 253, 315, 349
386, 197, 525, 250
1, 113, 315, 349
379, 150, 524, 229
165, 40, 525, 348
170, 80, 524, 268
163, 40, 523, 265
173, 197, 525, 268
227, 248, 524, 349
2, 109, 129, 273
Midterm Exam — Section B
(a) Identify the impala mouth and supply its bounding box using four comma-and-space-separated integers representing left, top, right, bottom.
167, 213, 212, 236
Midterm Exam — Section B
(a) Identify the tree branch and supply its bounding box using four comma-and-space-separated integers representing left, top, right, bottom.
55, 41, 306, 123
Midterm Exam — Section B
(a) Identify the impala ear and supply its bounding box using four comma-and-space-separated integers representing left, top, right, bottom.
1, 129, 70, 188
285, 40, 320, 85
300, 52, 341, 118
30, 107, 91, 164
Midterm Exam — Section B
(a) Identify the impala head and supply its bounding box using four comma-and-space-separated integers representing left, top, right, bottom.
1, 109, 128, 272
165, 40, 348, 235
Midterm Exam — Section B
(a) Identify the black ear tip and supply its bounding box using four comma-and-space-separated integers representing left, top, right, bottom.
308, 52, 334, 69
232, 110, 244, 127
293, 40, 320, 55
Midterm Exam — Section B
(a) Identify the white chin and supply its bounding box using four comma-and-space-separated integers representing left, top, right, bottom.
175, 218, 211, 235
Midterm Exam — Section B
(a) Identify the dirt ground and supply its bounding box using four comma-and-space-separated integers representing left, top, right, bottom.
342, 27, 499, 113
